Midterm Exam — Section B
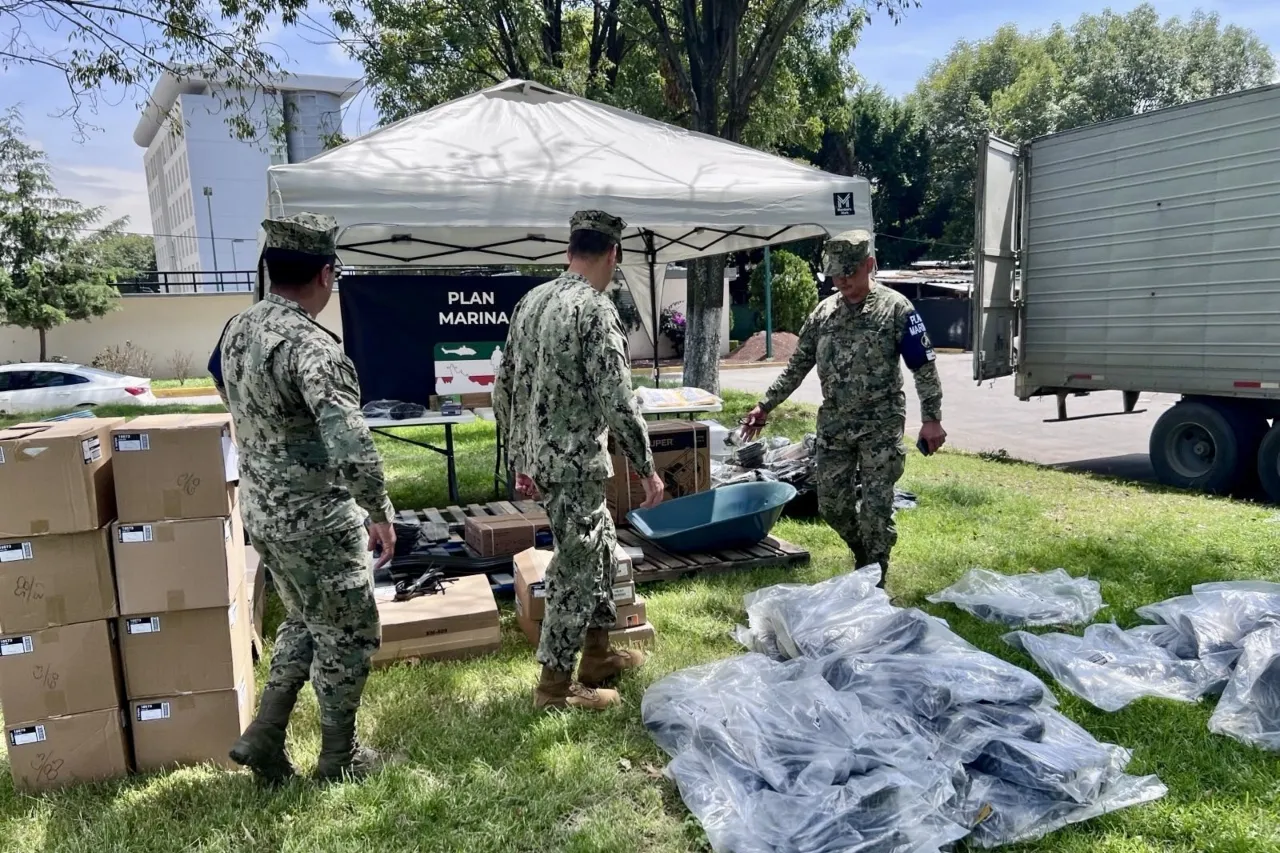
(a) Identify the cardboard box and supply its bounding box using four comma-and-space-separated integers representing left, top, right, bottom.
516, 606, 656, 648
464, 512, 550, 558
129, 668, 253, 773
513, 548, 635, 622
119, 582, 252, 699
111, 513, 245, 615
0, 620, 123, 724
111, 414, 239, 523
0, 418, 126, 537
0, 529, 117, 633
5, 707, 131, 792
606, 420, 710, 522
246, 545, 266, 658
615, 596, 648, 629
370, 575, 501, 667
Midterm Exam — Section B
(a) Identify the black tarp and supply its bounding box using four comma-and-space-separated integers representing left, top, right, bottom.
338, 273, 551, 406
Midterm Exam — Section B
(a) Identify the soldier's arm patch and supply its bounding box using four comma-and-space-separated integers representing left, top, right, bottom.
899, 310, 936, 371
207, 317, 233, 393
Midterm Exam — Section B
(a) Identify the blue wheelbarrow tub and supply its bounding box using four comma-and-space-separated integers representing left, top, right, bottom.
626, 482, 797, 553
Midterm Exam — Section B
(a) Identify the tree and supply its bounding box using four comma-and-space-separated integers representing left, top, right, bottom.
1, 0, 314, 140
329, 0, 667, 122
748, 249, 817, 333
909, 5, 1275, 258
631, 0, 916, 392
89, 232, 157, 279
0, 111, 121, 360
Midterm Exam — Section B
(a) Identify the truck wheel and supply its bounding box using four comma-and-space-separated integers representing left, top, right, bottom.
1258, 425, 1280, 503
1149, 401, 1260, 495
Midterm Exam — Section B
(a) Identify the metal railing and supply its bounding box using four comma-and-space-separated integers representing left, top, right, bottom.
114, 270, 257, 294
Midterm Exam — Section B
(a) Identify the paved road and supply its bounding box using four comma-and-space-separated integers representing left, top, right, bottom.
717, 354, 1179, 482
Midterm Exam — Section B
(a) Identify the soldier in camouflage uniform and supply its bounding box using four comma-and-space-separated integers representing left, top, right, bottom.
215, 213, 398, 784
743, 230, 946, 588
494, 210, 664, 712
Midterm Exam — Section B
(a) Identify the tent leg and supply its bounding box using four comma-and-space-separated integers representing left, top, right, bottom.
645, 233, 660, 387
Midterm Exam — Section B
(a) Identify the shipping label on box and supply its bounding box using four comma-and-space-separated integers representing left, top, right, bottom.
0, 418, 126, 537
5, 708, 131, 792
111, 512, 244, 616
119, 581, 252, 699
111, 414, 238, 523
0, 620, 123, 725
0, 529, 117, 634
606, 421, 710, 522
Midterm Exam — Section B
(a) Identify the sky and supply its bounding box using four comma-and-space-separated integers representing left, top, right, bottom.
1, 0, 1277, 238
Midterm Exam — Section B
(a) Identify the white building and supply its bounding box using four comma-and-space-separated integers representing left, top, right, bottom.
133, 72, 362, 290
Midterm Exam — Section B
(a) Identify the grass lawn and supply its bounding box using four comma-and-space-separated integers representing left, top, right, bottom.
2, 394, 1280, 852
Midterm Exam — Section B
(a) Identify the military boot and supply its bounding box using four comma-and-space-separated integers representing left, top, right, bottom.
534, 665, 620, 711
874, 557, 890, 589
577, 628, 646, 687
228, 688, 298, 786
313, 716, 394, 782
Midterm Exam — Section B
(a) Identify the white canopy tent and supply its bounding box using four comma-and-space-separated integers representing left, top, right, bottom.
262, 78, 874, 354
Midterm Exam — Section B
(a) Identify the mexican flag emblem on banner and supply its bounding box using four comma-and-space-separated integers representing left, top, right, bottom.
433, 342, 505, 395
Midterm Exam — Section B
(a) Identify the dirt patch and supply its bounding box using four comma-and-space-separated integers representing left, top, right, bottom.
726, 331, 798, 364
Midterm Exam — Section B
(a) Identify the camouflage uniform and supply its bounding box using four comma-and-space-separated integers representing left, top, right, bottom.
220, 213, 393, 780
493, 210, 654, 675
760, 230, 943, 574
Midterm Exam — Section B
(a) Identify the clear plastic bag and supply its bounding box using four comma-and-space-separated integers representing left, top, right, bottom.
927, 568, 1105, 627
1208, 623, 1280, 752
1004, 623, 1227, 712
649, 569, 1165, 852
1135, 581, 1280, 658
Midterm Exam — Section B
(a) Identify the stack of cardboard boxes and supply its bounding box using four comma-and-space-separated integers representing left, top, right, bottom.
0, 418, 132, 792
108, 415, 253, 773
606, 420, 710, 523
513, 546, 655, 648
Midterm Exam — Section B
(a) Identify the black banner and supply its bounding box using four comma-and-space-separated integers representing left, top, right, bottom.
339, 273, 553, 406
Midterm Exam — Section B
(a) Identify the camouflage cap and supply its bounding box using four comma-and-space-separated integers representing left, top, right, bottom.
262, 212, 340, 256
570, 210, 626, 243
822, 229, 874, 277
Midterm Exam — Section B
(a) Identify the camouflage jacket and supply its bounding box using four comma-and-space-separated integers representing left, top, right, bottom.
494, 272, 654, 484
219, 293, 395, 542
762, 285, 944, 434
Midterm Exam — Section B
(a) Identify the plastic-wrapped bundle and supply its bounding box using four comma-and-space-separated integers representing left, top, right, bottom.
643, 654, 970, 853
926, 568, 1105, 627
361, 399, 426, 420
1136, 581, 1280, 658
1208, 623, 1280, 752
957, 767, 1168, 849
648, 569, 1166, 852
1004, 623, 1231, 712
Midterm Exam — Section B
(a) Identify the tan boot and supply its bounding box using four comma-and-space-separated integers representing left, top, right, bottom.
577, 628, 647, 687
534, 665, 620, 711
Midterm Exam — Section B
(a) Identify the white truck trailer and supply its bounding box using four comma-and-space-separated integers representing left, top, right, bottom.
972, 83, 1280, 500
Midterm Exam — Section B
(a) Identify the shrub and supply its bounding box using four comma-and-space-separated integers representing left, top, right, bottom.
660, 304, 687, 357
170, 350, 194, 385
608, 285, 643, 333
748, 249, 819, 334
92, 341, 153, 377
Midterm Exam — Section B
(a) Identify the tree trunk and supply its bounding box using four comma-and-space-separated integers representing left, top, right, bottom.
38, 328, 47, 362
682, 255, 724, 394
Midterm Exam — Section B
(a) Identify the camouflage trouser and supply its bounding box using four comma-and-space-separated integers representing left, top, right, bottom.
815, 423, 907, 569
537, 478, 618, 673
256, 525, 381, 727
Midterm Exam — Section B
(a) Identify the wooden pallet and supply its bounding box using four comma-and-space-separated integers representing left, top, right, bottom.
616, 529, 809, 583
394, 501, 810, 582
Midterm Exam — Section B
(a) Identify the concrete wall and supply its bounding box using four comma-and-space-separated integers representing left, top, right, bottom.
0, 294, 342, 378
0, 282, 724, 377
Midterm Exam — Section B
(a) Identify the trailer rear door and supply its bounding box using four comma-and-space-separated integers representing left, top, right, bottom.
972, 135, 1021, 382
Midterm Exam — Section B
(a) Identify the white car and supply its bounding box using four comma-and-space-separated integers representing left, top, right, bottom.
0, 363, 157, 414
